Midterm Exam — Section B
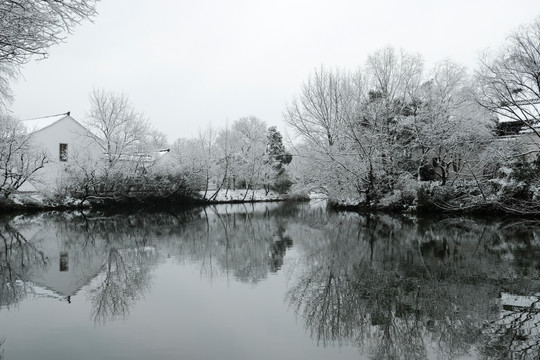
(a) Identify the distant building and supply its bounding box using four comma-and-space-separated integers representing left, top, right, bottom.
19, 112, 102, 192
495, 101, 540, 160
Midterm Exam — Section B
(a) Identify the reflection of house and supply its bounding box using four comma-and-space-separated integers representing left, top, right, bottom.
17, 223, 108, 298
484, 292, 540, 354
501, 292, 540, 312
20, 112, 102, 192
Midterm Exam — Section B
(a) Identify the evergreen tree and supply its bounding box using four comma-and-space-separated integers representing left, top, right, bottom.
266, 127, 293, 193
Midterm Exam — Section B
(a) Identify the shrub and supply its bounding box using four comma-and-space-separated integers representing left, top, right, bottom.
272, 172, 293, 194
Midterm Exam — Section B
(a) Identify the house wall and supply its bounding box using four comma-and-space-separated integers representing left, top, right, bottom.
518, 131, 540, 159
19, 116, 103, 192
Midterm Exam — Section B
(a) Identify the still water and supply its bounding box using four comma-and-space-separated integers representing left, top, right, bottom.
1, 201, 539, 360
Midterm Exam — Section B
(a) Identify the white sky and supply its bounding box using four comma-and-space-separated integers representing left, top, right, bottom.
9, 0, 540, 143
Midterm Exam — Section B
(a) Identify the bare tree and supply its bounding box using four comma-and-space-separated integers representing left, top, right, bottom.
0, 62, 16, 107
169, 137, 210, 193
476, 16, 540, 140
0, 0, 98, 107
0, 113, 47, 197
0, 0, 98, 66
144, 129, 169, 150
64, 89, 152, 202
285, 66, 353, 148
86, 89, 150, 168
231, 116, 268, 198
196, 124, 219, 196
210, 122, 237, 199
284, 66, 366, 199
170, 124, 221, 196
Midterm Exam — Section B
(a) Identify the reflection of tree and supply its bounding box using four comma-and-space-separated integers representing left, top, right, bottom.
287, 264, 364, 346
480, 295, 540, 360
27, 203, 300, 288
3, 204, 540, 359
1, 205, 300, 328
89, 247, 157, 325
169, 203, 299, 283
269, 224, 292, 272
286, 212, 539, 360
0, 221, 48, 308
1, 211, 163, 324
74, 204, 299, 324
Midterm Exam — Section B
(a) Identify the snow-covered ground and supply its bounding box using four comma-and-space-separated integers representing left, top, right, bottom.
198, 189, 286, 202
7, 192, 84, 209
3, 189, 300, 210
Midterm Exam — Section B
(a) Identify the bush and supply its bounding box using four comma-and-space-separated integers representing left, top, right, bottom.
416, 181, 476, 211
511, 155, 540, 183
272, 172, 293, 194
419, 163, 437, 181
61, 162, 199, 207
486, 155, 540, 202
378, 174, 419, 210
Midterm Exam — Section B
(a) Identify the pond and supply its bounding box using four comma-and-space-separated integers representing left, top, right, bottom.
1, 201, 539, 360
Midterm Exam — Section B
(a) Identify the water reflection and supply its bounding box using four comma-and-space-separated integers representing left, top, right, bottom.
1, 205, 540, 359
89, 246, 157, 324
0, 221, 49, 308
286, 213, 540, 359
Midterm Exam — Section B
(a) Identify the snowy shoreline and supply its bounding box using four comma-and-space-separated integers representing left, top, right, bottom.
0, 189, 310, 212
196, 189, 299, 203
2, 189, 535, 217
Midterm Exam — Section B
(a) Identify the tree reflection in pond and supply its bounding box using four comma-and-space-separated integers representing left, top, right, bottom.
1, 205, 540, 359
0, 221, 49, 308
286, 212, 540, 360
89, 246, 157, 325
167, 203, 298, 283
480, 293, 540, 360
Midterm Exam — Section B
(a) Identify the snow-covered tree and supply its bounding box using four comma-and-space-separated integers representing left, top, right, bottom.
409, 60, 494, 184
285, 47, 504, 206
0, 0, 98, 107
285, 48, 425, 203
476, 16, 540, 141
231, 116, 267, 191
0, 0, 98, 65
0, 114, 47, 197
285, 66, 364, 199
264, 126, 292, 194
86, 88, 150, 168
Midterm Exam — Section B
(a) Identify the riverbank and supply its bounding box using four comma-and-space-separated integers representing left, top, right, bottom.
329, 189, 540, 217
0, 189, 310, 213
3, 184, 538, 217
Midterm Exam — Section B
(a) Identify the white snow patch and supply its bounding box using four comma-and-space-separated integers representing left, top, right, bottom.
308, 191, 328, 199
198, 189, 285, 202
23, 113, 68, 133
501, 292, 540, 309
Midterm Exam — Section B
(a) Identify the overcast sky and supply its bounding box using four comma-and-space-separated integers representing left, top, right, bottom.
9, 0, 540, 143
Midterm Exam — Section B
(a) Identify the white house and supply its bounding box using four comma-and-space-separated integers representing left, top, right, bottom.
19, 112, 102, 192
